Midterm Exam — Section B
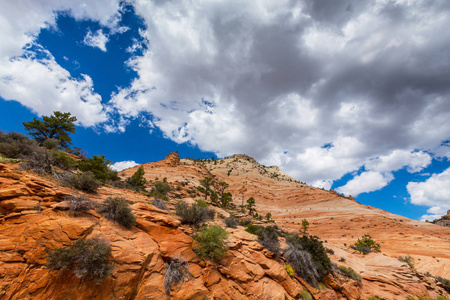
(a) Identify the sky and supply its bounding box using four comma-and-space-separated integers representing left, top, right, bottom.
0, 0, 449, 222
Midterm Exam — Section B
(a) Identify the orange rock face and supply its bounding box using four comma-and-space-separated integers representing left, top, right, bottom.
1, 156, 449, 300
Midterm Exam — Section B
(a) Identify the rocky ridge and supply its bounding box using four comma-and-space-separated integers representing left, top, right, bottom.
0, 152, 449, 299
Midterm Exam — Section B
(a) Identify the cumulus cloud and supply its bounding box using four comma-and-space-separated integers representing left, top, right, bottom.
0, 0, 123, 125
83, 29, 109, 51
407, 168, 450, 220
110, 160, 138, 172
106, 0, 450, 192
336, 171, 394, 197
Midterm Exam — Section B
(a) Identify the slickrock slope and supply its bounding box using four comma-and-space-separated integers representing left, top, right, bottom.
121, 153, 450, 299
0, 161, 360, 300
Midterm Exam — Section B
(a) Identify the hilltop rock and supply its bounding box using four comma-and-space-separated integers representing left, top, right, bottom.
165, 152, 180, 167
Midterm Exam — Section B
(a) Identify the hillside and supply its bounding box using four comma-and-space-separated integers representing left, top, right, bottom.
0, 152, 449, 299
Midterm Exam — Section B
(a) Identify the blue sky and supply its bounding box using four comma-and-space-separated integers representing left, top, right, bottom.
0, 1, 449, 221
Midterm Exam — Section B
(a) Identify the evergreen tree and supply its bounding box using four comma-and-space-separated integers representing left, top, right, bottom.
130, 166, 146, 188
23, 111, 77, 148
246, 197, 256, 216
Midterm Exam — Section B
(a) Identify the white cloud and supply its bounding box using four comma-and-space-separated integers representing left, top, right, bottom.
110, 160, 138, 172
336, 171, 394, 197
106, 0, 450, 191
0, 0, 123, 126
83, 29, 109, 51
0, 46, 106, 126
407, 168, 450, 219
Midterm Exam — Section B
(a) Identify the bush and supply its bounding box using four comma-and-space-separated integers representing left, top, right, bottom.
130, 166, 146, 188
354, 234, 380, 254
151, 198, 168, 210
175, 201, 215, 227
301, 290, 312, 300
225, 216, 239, 228
47, 236, 114, 283
21, 148, 53, 174
98, 197, 136, 229
245, 223, 260, 235
257, 226, 281, 256
0, 130, 40, 159
78, 155, 119, 182
65, 195, 95, 216
284, 264, 294, 277
193, 225, 228, 262
437, 276, 450, 290
398, 255, 415, 269
338, 265, 361, 281
69, 171, 101, 193
154, 181, 171, 195
163, 257, 189, 295
325, 248, 335, 255
51, 150, 77, 170
284, 234, 331, 287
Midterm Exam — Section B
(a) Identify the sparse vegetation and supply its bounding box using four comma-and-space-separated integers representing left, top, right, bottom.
338, 265, 361, 281
98, 197, 136, 229
398, 255, 415, 269
256, 225, 281, 256
284, 264, 294, 277
437, 276, 450, 290
246, 197, 256, 216
151, 198, 168, 210
301, 290, 312, 300
193, 225, 228, 262
46, 236, 113, 284
175, 200, 215, 227
301, 219, 309, 233
284, 234, 331, 287
130, 165, 146, 189
65, 195, 95, 216
354, 234, 380, 254
78, 155, 119, 182
225, 216, 239, 228
69, 171, 101, 193
164, 256, 190, 295
0, 130, 40, 159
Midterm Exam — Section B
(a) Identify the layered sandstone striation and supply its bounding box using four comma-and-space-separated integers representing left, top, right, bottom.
1, 153, 449, 299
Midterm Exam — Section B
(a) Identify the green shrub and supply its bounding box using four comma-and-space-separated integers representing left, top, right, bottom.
43, 138, 60, 149
301, 290, 312, 300
398, 255, 415, 269
98, 197, 136, 229
78, 155, 119, 182
154, 181, 171, 195
193, 225, 228, 262
257, 225, 281, 256
284, 234, 331, 287
225, 216, 239, 228
164, 257, 189, 295
175, 201, 215, 227
368, 297, 386, 300
354, 234, 380, 253
0, 130, 40, 159
51, 150, 77, 170
196, 199, 209, 207
284, 264, 294, 277
47, 236, 114, 283
245, 223, 260, 235
437, 276, 450, 290
70, 171, 101, 193
130, 165, 146, 188
338, 265, 361, 281
65, 195, 95, 216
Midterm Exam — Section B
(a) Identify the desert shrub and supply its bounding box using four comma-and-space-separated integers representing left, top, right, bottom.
225, 216, 239, 228
20, 148, 53, 174
245, 223, 260, 235
284, 234, 331, 287
257, 225, 281, 255
196, 199, 208, 207
78, 155, 119, 182
43, 138, 60, 149
0, 130, 40, 158
175, 201, 215, 227
193, 225, 228, 262
239, 219, 252, 226
51, 150, 77, 170
284, 264, 294, 277
65, 195, 95, 216
301, 290, 312, 300
154, 181, 171, 195
437, 276, 450, 290
325, 248, 335, 254
368, 297, 386, 300
398, 255, 415, 269
151, 198, 168, 210
354, 234, 380, 253
47, 236, 114, 283
163, 257, 189, 295
338, 265, 361, 281
130, 166, 146, 188
70, 171, 101, 193
98, 197, 136, 229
